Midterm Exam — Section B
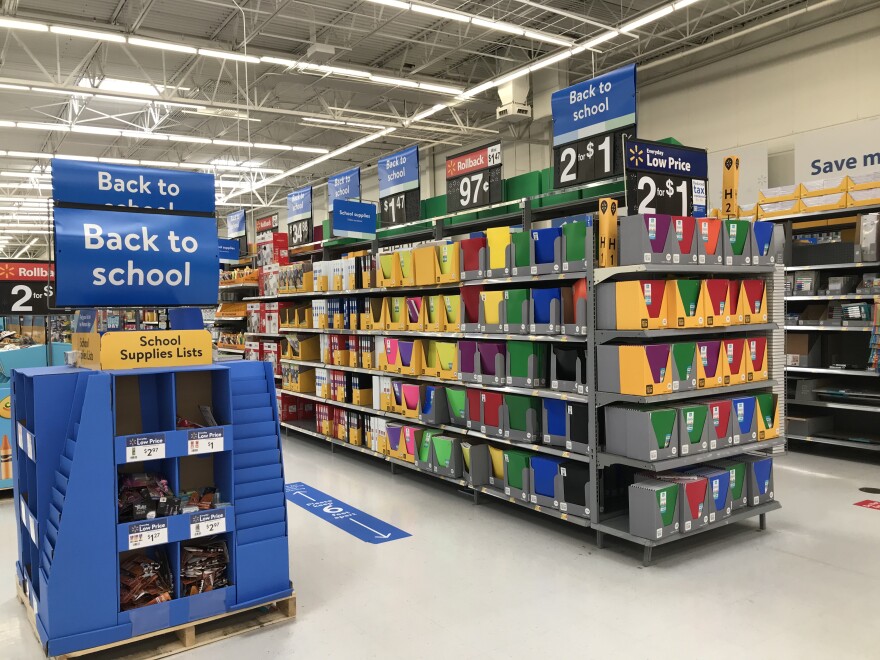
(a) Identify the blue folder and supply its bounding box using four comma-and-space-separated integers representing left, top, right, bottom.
421, 386, 435, 415
752, 221, 775, 257
708, 470, 730, 513
530, 456, 565, 497
542, 398, 567, 436
752, 458, 773, 495
531, 288, 561, 324
732, 396, 756, 435
532, 227, 562, 265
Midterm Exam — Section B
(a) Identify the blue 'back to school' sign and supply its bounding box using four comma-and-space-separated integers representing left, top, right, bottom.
52, 159, 218, 307
551, 64, 636, 147
327, 167, 361, 212
378, 145, 419, 198
287, 186, 312, 221
285, 482, 410, 544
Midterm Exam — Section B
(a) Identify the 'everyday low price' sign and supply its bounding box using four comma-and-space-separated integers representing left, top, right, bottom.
52, 159, 218, 307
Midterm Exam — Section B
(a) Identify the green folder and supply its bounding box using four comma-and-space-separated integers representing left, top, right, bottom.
426, 295, 441, 326
507, 341, 547, 381
419, 431, 440, 462
379, 253, 395, 279
754, 393, 777, 427
504, 449, 532, 490
656, 483, 679, 527
726, 462, 745, 502
506, 394, 541, 433
400, 251, 414, 279
388, 297, 405, 324
675, 280, 702, 318
671, 342, 696, 381
725, 219, 749, 256
504, 289, 530, 327
432, 436, 457, 468
423, 341, 439, 371
446, 388, 467, 419
444, 295, 461, 326
563, 221, 587, 262
679, 403, 708, 448
511, 232, 531, 269
436, 341, 456, 371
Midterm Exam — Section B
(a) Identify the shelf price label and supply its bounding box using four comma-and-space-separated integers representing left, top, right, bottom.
445, 142, 502, 213
125, 433, 166, 462
187, 428, 225, 455
624, 138, 708, 217
128, 520, 168, 549
190, 510, 227, 539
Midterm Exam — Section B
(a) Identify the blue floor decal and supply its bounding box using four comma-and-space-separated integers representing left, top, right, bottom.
285, 482, 411, 544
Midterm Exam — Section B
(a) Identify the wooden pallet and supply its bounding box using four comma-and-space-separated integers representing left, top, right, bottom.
16, 579, 296, 660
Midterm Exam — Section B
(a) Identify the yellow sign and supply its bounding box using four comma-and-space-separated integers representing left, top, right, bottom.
73, 331, 102, 369
597, 197, 619, 267
100, 330, 213, 370
721, 155, 740, 219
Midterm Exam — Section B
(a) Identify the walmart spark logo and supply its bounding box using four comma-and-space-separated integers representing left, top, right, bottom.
628, 144, 645, 167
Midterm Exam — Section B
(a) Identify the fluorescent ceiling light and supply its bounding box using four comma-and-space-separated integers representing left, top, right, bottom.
412, 5, 469, 21
408, 103, 445, 123
55, 155, 98, 162
347, 121, 383, 129
366, 0, 411, 8
584, 30, 619, 49
621, 6, 675, 32
71, 125, 123, 136
198, 48, 260, 64
303, 117, 345, 125
18, 122, 68, 132
50, 25, 126, 42
495, 68, 530, 86
261, 56, 299, 68
291, 146, 330, 154
31, 86, 90, 97
673, 0, 702, 7
91, 93, 146, 105
0, 120, 14, 127
213, 139, 253, 148
98, 157, 139, 165
169, 135, 211, 144
122, 129, 167, 140
251, 142, 288, 151
419, 82, 463, 94
127, 37, 197, 54
371, 75, 419, 88
458, 79, 496, 99
523, 30, 570, 46
79, 77, 160, 96
140, 160, 179, 168
0, 172, 51, 179
8, 151, 52, 159
529, 50, 572, 72
0, 83, 29, 91
471, 18, 523, 36
0, 18, 49, 32
322, 66, 371, 79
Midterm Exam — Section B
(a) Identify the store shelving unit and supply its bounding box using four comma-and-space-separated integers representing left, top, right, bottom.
215, 255, 258, 357
10, 361, 291, 656
249, 179, 785, 563
772, 202, 880, 451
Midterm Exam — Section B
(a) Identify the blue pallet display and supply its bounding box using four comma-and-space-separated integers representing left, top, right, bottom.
10, 361, 291, 656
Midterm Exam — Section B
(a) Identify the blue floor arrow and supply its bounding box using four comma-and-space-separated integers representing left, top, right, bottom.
285, 482, 411, 544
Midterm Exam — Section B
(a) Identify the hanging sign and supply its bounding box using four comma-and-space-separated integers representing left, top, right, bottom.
226, 209, 246, 238
624, 138, 708, 217
445, 142, 502, 213
287, 186, 313, 246
378, 146, 420, 226
0, 261, 55, 314
332, 199, 377, 239
52, 159, 218, 307
328, 167, 361, 212
218, 238, 239, 264
551, 64, 636, 189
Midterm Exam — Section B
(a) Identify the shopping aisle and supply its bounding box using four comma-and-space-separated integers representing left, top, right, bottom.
1, 439, 878, 660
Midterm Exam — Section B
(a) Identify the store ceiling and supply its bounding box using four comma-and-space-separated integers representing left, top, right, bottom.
0, 0, 874, 258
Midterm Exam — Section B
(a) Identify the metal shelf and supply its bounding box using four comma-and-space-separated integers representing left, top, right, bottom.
595, 379, 777, 407
279, 358, 590, 402
788, 399, 880, 413
785, 261, 880, 272
760, 202, 880, 224
594, 263, 776, 284
784, 325, 873, 332
245, 332, 285, 338
598, 436, 786, 470
219, 282, 259, 290
786, 294, 878, 301
596, 323, 776, 342
593, 500, 781, 549
787, 433, 880, 451
279, 389, 590, 462
786, 366, 879, 377
280, 421, 590, 527
213, 316, 246, 321
216, 347, 245, 354
279, 325, 587, 343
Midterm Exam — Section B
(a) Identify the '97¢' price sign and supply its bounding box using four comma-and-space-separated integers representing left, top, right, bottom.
445, 142, 502, 214
0, 261, 56, 314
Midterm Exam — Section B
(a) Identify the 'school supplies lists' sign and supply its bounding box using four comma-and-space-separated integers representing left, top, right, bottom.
52, 159, 218, 308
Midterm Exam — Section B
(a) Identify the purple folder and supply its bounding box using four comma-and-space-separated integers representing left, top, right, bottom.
645, 344, 671, 383
644, 215, 673, 253
386, 424, 403, 451
478, 341, 507, 377
399, 341, 416, 368
392, 381, 404, 407
698, 340, 722, 378
459, 341, 478, 375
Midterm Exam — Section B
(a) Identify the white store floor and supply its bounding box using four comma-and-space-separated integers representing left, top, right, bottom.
1, 437, 879, 660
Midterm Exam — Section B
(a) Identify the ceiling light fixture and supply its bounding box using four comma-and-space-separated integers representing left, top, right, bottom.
418, 82, 463, 94
411, 5, 469, 21
17, 121, 69, 132
50, 25, 126, 42
523, 30, 570, 47
471, 18, 524, 36
198, 48, 260, 64
621, 5, 675, 33
0, 18, 49, 32
370, 75, 419, 88
407, 104, 446, 124
169, 135, 212, 144
127, 37, 197, 54
673, 0, 702, 8
584, 30, 619, 49
365, 0, 411, 8
260, 56, 299, 68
